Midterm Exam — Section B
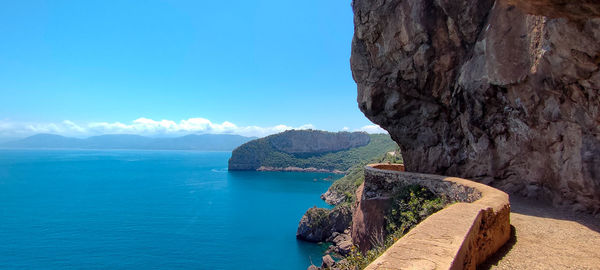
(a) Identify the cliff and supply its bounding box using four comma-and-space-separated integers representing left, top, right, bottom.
269, 130, 370, 154
228, 130, 396, 172
351, 0, 600, 212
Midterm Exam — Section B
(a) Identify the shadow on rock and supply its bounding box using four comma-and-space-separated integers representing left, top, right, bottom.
478, 225, 517, 269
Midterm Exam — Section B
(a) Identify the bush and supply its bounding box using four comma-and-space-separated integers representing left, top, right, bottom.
336, 185, 448, 270
325, 148, 403, 206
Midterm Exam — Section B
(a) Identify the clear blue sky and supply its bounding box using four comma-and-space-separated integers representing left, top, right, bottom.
0, 0, 383, 139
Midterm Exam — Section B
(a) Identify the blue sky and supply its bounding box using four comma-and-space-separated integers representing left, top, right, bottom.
0, 0, 384, 139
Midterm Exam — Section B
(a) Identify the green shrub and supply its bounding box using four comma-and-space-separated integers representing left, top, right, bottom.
336, 185, 448, 270
307, 207, 330, 228
326, 148, 403, 206
385, 185, 446, 234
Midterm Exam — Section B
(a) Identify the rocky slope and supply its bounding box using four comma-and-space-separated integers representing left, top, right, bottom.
351, 0, 600, 212
228, 130, 396, 172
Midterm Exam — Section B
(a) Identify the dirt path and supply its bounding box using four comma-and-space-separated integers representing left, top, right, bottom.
480, 196, 600, 270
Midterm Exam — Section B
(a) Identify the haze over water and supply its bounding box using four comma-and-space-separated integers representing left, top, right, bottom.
0, 150, 339, 269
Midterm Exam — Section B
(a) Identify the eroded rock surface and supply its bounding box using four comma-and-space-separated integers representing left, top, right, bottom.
351, 0, 600, 212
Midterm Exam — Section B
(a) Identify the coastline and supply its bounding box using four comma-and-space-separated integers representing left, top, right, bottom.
256, 166, 346, 174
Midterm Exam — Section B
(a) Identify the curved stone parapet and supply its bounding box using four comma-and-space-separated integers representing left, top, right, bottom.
353, 164, 510, 270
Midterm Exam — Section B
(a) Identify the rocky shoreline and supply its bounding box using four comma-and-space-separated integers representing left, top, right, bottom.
296, 206, 352, 243
297, 214, 354, 270
320, 189, 346, 205
296, 191, 355, 269
257, 166, 345, 174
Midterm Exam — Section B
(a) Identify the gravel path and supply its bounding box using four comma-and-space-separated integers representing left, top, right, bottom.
480, 196, 600, 270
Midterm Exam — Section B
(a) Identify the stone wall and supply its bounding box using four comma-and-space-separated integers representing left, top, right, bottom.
353, 164, 510, 269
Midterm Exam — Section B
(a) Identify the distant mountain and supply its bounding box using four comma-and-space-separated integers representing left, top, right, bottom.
5, 134, 86, 149
0, 133, 256, 151
228, 130, 397, 173
145, 134, 258, 151
84, 134, 155, 149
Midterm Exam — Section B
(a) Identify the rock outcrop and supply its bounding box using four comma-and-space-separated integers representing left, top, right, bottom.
351, 0, 600, 212
325, 230, 353, 256
320, 189, 346, 206
321, 255, 336, 269
270, 130, 370, 154
296, 205, 352, 242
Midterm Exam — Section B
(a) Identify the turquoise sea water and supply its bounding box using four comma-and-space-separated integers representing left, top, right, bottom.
0, 150, 340, 269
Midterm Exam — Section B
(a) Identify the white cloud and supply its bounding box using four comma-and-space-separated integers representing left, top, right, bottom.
0, 117, 317, 138
356, 124, 388, 134
86, 118, 314, 137
62, 120, 86, 133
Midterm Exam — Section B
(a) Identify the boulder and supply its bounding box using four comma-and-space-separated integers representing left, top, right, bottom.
332, 233, 353, 255
321, 255, 336, 269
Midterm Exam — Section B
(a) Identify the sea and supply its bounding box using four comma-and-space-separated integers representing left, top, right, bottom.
0, 150, 341, 269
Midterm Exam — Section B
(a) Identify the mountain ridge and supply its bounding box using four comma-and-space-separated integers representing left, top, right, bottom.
1, 133, 256, 151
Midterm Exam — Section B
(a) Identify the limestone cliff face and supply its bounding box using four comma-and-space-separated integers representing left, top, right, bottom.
351, 0, 600, 211
270, 130, 370, 154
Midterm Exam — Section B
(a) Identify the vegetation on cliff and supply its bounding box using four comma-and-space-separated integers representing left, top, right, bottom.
384, 185, 447, 235
337, 185, 447, 270
298, 150, 403, 260
322, 150, 403, 206
228, 130, 397, 172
